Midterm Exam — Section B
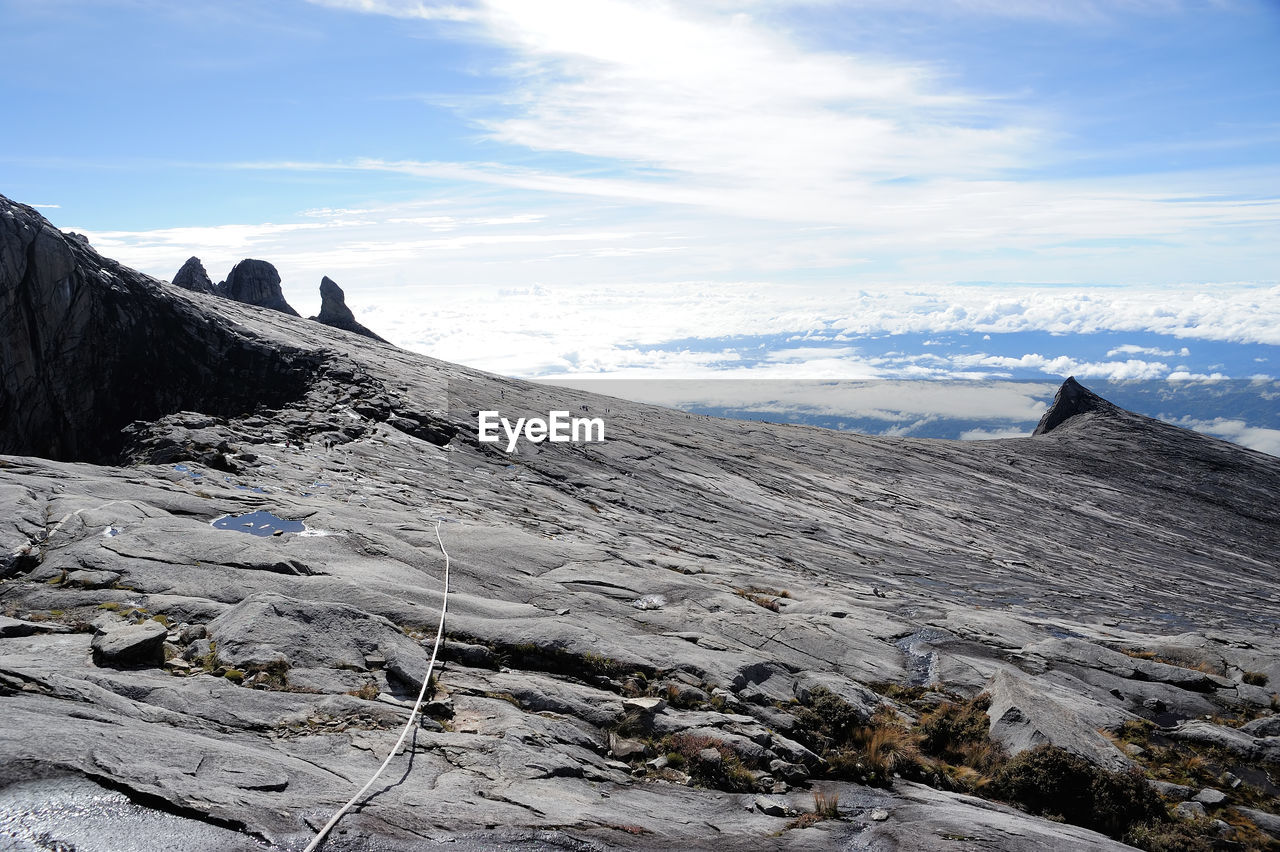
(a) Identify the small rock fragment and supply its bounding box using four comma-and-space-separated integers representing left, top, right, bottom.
1193, 788, 1226, 806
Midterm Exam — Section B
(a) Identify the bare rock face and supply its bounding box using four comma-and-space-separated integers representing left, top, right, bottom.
0, 195, 318, 461
311, 275, 387, 342
3, 195, 1280, 852
172, 256, 217, 294
221, 259, 299, 316
1033, 376, 1119, 435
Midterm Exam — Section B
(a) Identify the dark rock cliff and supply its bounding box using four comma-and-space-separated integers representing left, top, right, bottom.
0, 195, 318, 462
1033, 375, 1121, 435
311, 275, 388, 342
221, 258, 299, 316
171, 256, 217, 294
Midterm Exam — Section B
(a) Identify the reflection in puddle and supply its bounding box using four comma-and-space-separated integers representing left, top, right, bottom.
210, 510, 305, 537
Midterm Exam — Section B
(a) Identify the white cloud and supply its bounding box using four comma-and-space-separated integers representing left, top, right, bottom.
959, 426, 1035, 440
1106, 344, 1179, 358
298, 0, 1280, 251
1175, 417, 1280, 457
542, 378, 1054, 422
954, 353, 1171, 381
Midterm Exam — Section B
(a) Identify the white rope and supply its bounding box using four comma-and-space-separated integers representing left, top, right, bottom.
302, 520, 452, 852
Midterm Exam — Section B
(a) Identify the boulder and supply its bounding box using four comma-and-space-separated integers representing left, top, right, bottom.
985, 667, 1131, 771
91, 619, 167, 667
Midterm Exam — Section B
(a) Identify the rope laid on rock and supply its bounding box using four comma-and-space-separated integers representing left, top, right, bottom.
302, 520, 451, 852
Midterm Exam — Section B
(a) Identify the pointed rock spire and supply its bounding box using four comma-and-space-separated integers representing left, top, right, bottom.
172, 256, 216, 294
311, 276, 388, 343
1033, 376, 1120, 435
222, 259, 299, 316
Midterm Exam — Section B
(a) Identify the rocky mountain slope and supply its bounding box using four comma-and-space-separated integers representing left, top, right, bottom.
1, 194, 1278, 851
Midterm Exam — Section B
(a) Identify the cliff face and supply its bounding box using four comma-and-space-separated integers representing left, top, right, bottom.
2, 198, 1279, 852
0, 197, 317, 462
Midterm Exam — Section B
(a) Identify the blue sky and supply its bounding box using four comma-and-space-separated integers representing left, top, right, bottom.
2, 0, 1279, 448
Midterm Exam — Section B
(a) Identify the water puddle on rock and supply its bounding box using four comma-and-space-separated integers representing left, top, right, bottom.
0, 775, 266, 851
210, 510, 305, 537
894, 626, 956, 687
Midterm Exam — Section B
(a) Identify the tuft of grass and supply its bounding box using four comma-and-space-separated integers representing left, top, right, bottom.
1120, 648, 1222, 677
786, 790, 841, 830
1242, 671, 1268, 687
733, 586, 790, 611
347, 682, 380, 701
813, 790, 839, 819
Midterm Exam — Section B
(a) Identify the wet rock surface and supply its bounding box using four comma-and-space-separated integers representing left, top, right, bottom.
2, 196, 1279, 850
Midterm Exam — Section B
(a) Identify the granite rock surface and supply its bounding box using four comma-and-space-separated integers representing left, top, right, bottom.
2, 194, 1278, 851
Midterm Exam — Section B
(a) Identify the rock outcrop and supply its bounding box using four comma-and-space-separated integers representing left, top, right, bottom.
171, 256, 217, 294
310, 275, 387, 342
0, 196, 318, 462
2, 196, 1279, 851
1032, 375, 1119, 435
220, 258, 299, 316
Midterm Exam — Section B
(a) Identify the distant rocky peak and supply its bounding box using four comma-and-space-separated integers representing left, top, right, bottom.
222, 258, 299, 316
1033, 376, 1120, 435
310, 275, 388, 343
172, 256, 216, 294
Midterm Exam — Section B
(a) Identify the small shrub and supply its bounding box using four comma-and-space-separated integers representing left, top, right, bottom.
792, 687, 866, 751
661, 733, 755, 792
1242, 671, 1268, 687
991, 745, 1164, 839
918, 695, 999, 769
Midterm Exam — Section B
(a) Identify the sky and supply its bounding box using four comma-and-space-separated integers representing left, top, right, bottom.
2, 0, 1279, 447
